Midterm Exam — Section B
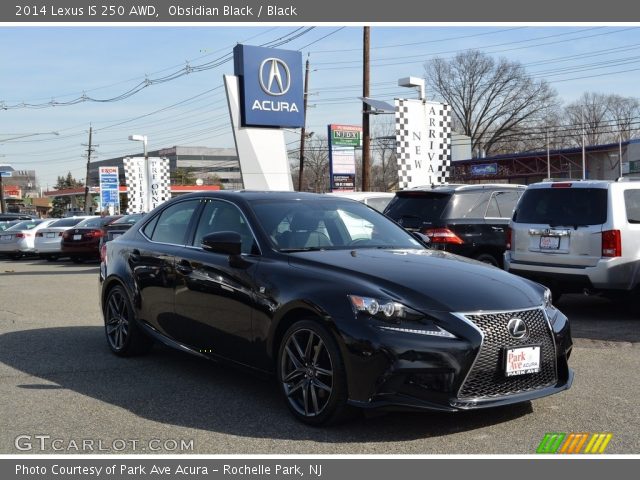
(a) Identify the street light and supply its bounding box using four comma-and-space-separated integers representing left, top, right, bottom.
398, 76, 426, 101
128, 134, 150, 212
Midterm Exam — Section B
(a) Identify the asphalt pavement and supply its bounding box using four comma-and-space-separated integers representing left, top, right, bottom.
0, 258, 638, 454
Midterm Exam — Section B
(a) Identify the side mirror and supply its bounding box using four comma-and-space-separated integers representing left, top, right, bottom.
202, 231, 242, 256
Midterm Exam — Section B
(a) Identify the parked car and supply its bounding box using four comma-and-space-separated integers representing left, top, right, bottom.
35, 216, 96, 261
100, 191, 572, 425
504, 178, 640, 299
0, 219, 57, 259
61, 215, 122, 263
0, 220, 21, 232
384, 184, 525, 267
100, 213, 145, 245
0, 213, 36, 222
327, 191, 395, 212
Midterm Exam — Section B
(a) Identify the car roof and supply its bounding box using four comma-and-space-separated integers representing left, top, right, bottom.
165, 190, 362, 202
401, 183, 526, 193
526, 180, 612, 189
326, 191, 395, 200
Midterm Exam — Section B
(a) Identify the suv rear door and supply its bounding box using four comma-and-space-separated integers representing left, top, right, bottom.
510, 184, 607, 267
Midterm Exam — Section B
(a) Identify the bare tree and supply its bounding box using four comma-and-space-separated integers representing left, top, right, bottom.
425, 50, 559, 156
289, 136, 330, 192
371, 117, 398, 191
564, 92, 640, 147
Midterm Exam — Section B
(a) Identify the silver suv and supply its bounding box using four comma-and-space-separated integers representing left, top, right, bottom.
504, 179, 640, 297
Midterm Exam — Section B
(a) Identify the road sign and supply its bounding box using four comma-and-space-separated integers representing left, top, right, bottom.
0, 171, 12, 177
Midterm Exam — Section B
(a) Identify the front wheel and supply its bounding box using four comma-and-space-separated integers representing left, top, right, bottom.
103, 285, 152, 356
474, 253, 500, 267
277, 320, 351, 425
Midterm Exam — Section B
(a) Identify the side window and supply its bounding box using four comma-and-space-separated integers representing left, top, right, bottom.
624, 189, 640, 224
192, 200, 257, 254
145, 200, 199, 244
486, 191, 522, 218
449, 192, 490, 219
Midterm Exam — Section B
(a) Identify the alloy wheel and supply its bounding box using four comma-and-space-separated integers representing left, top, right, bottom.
280, 328, 334, 417
105, 289, 130, 351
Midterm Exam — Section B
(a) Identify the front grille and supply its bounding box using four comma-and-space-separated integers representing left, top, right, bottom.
458, 308, 557, 400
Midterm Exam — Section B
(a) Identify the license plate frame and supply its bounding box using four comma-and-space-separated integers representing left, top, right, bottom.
504, 345, 541, 377
46, 232, 56, 238
73, 234, 82, 241
539, 235, 560, 250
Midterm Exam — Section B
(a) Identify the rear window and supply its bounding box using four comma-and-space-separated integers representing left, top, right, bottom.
49, 217, 86, 228
514, 188, 607, 225
384, 192, 451, 227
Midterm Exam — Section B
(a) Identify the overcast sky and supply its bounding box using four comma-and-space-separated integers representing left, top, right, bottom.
1, 25, 639, 188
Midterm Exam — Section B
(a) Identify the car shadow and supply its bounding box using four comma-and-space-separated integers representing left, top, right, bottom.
556, 293, 640, 344
0, 326, 533, 442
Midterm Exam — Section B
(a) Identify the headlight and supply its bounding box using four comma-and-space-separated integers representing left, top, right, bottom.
348, 295, 457, 338
543, 287, 559, 325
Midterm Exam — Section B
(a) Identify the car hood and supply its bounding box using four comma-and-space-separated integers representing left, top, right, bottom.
288, 248, 544, 313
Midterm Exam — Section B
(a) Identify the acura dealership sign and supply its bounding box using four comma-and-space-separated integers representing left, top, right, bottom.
233, 44, 304, 128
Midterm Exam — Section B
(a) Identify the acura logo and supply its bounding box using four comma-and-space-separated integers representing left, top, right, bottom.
507, 318, 529, 339
259, 58, 291, 96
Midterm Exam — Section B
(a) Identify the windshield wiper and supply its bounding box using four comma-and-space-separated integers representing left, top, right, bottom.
279, 247, 326, 253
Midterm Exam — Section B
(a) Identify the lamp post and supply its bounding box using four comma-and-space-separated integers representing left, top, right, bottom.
128, 134, 150, 212
398, 76, 426, 101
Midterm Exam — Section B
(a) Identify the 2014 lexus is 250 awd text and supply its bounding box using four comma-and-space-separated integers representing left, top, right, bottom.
100, 191, 573, 425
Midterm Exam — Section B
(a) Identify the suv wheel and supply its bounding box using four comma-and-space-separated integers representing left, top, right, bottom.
474, 253, 499, 267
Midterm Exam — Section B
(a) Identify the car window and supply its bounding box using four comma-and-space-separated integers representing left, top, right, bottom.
192, 200, 257, 254
5, 220, 42, 231
384, 192, 451, 228
624, 189, 640, 224
145, 200, 199, 244
486, 191, 522, 218
448, 191, 490, 219
112, 214, 144, 225
49, 217, 86, 228
366, 196, 392, 212
514, 188, 607, 225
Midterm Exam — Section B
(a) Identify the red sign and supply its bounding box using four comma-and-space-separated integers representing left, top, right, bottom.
3, 185, 22, 198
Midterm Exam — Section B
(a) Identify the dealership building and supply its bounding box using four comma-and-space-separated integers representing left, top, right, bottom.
451, 139, 640, 184
88, 145, 242, 190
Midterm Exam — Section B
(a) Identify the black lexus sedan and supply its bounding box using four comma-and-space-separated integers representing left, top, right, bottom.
100, 191, 573, 425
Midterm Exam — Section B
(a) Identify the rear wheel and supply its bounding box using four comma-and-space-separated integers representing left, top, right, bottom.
103, 285, 152, 356
474, 253, 499, 267
277, 320, 351, 425
46, 255, 58, 262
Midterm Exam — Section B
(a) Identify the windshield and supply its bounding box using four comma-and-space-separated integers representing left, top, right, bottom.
74, 216, 113, 228
515, 188, 607, 225
384, 192, 451, 228
111, 214, 144, 225
249, 198, 423, 251
49, 217, 87, 228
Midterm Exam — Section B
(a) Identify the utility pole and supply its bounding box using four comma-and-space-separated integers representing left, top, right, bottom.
361, 26, 371, 192
82, 126, 96, 214
298, 56, 310, 192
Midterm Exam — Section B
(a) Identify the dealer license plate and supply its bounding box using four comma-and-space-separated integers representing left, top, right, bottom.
539, 236, 560, 250
73, 234, 82, 241
504, 346, 541, 377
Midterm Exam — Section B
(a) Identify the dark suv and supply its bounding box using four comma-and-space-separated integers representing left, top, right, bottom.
384, 184, 525, 267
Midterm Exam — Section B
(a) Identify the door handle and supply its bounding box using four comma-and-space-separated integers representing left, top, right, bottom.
176, 260, 193, 275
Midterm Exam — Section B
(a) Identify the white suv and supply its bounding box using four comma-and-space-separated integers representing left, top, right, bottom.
504, 179, 640, 298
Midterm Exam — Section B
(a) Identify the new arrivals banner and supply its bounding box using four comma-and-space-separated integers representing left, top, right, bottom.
395, 99, 452, 189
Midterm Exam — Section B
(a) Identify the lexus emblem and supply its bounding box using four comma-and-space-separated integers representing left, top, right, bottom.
507, 318, 528, 339
259, 58, 291, 96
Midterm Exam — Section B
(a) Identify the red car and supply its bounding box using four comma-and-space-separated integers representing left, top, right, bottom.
61, 215, 122, 263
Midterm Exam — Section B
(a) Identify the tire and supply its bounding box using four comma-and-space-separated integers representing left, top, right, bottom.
9, 253, 22, 260
103, 284, 153, 357
277, 319, 351, 426
71, 257, 83, 264
45, 255, 58, 262
474, 253, 499, 267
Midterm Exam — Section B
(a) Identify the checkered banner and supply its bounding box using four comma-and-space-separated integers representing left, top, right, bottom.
123, 157, 171, 213
395, 99, 452, 189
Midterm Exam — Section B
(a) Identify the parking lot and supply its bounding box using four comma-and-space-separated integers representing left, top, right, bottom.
0, 257, 638, 454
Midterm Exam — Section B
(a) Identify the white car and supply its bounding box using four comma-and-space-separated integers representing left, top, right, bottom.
326, 191, 395, 212
35, 216, 96, 261
0, 219, 57, 259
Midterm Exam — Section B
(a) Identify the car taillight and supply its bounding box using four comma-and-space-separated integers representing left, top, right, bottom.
58, 232, 63, 236
506, 227, 512, 250
36, 232, 43, 237
62, 232, 70, 240
15, 233, 25, 238
100, 244, 108, 263
602, 230, 621, 257
552, 182, 573, 188
86, 229, 104, 238
422, 227, 464, 245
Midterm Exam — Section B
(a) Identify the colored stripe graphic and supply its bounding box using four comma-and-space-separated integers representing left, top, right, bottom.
537, 433, 612, 454
537, 433, 566, 453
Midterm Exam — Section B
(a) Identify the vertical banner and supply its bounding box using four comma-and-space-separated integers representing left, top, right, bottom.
395, 99, 452, 189
98, 166, 120, 214
328, 124, 362, 192
123, 157, 171, 213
